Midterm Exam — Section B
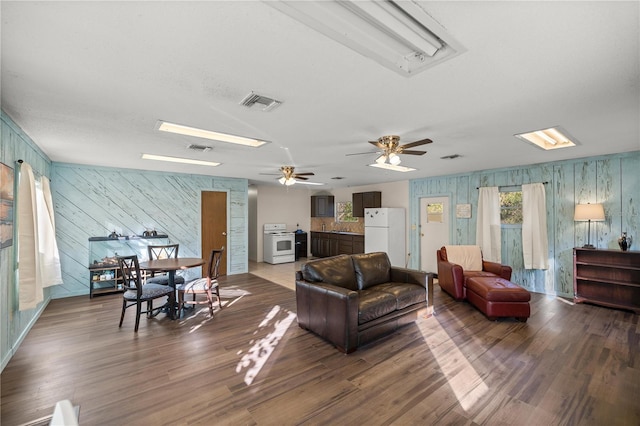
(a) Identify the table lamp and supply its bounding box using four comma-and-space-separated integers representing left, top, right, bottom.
574, 203, 605, 249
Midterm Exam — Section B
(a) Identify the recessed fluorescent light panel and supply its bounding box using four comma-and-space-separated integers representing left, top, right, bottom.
368, 162, 416, 172
514, 126, 578, 150
267, 0, 465, 76
157, 121, 269, 148
295, 180, 325, 186
142, 154, 220, 167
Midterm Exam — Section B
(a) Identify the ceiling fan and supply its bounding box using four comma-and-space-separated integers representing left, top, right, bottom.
347, 135, 433, 165
269, 166, 315, 186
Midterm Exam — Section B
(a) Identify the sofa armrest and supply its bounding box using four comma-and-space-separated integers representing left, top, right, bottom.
390, 267, 433, 317
295, 279, 359, 353
390, 267, 427, 288
437, 260, 465, 300
482, 261, 512, 280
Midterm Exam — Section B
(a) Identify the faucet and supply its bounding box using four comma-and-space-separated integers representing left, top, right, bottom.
322, 223, 326, 232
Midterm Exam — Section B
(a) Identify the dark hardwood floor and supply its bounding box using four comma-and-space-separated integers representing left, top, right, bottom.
2, 273, 639, 425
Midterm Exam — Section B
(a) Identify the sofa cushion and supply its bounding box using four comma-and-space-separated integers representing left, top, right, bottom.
358, 289, 397, 324
443, 245, 483, 271
352, 252, 391, 290
373, 283, 426, 310
301, 255, 358, 291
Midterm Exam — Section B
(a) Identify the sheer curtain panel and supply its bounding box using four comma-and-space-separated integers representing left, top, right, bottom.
476, 186, 501, 263
522, 183, 549, 269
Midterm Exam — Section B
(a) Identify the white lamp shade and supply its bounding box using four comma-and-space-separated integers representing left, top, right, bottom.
574, 203, 605, 221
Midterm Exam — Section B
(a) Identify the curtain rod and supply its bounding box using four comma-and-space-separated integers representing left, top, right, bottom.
476, 181, 548, 190
16, 159, 51, 181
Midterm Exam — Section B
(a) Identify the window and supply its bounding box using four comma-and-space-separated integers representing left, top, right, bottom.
336, 201, 358, 223
426, 202, 443, 223
500, 191, 522, 225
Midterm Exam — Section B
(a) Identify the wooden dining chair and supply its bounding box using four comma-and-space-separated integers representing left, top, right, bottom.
117, 255, 176, 332
176, 247, 224, 316
146, 244, 185, 286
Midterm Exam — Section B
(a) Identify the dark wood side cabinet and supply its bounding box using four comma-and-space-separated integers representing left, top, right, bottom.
311, 195, 335, 217
573, 248, 640, 314
311, 232, 365, 258
352, 191, 381, 217
295, 232, 307, 260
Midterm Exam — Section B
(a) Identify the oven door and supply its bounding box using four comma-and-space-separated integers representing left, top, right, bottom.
272, 234, 295, 256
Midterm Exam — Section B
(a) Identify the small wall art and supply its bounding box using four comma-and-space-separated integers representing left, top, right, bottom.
456, 203, 471, 219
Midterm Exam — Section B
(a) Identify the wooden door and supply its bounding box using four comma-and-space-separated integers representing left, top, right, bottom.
201, 191, 227, 276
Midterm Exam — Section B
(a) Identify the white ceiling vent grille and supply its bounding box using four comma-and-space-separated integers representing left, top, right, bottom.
267, 0, 466, 77
240, 92, 282, 111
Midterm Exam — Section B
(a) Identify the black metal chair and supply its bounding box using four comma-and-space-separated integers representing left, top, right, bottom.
177, 247, 224, 316
117, 255, 175, 332
146, 244, 185, 286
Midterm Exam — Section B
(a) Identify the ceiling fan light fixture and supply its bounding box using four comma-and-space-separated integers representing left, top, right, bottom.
157, 120, 269, 148
388, 153, 401, 165
375, 154, 387, 164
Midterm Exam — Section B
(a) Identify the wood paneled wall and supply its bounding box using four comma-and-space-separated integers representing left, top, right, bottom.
408, 152, 640, 297
1, 113, 53, 371
51, 163, 249, 298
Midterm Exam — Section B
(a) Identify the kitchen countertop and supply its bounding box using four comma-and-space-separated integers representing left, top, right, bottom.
312, 231, 364, 236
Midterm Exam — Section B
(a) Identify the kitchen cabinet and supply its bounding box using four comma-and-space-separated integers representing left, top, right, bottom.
311, 195, 335, 217
311, 232, 365, 258
573, 248, 640, 313
352, 191, 381, 217
295, 232, 307, 260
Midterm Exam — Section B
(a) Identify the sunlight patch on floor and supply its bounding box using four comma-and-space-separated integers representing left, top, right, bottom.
420, 319, 489, 411
235, 305, 297, 385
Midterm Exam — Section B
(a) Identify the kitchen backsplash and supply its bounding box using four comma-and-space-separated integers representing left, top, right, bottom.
310, 217, 364, 234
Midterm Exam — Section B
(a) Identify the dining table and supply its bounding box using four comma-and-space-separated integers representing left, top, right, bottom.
138, 257, 205, 319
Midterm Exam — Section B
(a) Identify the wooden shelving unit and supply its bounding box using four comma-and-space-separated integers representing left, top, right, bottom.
573, 248, 640, 313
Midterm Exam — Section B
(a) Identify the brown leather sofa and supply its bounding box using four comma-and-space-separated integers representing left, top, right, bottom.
296, 252, 433, 353
436, 245, 512, 300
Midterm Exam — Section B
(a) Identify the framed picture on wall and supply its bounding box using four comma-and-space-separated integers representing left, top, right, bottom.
1, 162, 14, 249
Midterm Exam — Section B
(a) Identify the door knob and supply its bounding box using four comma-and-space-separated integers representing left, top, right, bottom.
222, 232, 227, 236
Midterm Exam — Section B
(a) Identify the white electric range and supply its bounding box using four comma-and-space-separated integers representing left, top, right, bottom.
263, 223, 296, 264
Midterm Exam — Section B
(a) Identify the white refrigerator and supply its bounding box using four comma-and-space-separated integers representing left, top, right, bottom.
364, 207, 406, 267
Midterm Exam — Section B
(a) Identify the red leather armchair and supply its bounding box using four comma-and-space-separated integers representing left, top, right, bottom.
436, 246, 512, 300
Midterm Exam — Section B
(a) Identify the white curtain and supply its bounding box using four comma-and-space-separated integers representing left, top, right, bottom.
522, 183, 549, 269
38, 176, 63, 286
476, 186, 501, 263
17, 163, 62, 311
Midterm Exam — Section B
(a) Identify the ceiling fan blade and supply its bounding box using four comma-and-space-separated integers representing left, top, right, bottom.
294, 176, 309, 180
400, 139, 433, 149
400, 150, 427, 155
259, 173, 281, 176
369, 140, 386, 149
293, 172, 314, 176
346, 151, 378, 156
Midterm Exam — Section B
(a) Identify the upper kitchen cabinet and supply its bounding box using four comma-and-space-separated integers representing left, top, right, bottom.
311, 195, 335, 217
352, 191, 381, 217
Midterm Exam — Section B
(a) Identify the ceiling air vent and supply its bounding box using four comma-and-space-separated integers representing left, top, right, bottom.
187, 144, 212, 152
240, 92, 282, 111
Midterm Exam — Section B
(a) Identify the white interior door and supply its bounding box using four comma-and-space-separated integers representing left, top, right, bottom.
420, 196, 450, 274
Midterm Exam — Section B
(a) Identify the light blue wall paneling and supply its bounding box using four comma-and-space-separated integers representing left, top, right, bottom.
409, 151, 640, 298
51, 163, 249, 298
1, 113, 53, 371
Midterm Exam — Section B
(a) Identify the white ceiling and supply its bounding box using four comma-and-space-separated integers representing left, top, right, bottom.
2, 1, 639, 189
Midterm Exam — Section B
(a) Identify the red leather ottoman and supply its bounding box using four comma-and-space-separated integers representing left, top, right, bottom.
465, 276, 530, 322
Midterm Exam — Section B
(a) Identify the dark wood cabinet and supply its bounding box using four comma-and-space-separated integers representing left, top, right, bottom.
352, 191, 381, 217
311, 195, 335, 217
311, 232, 365, 258
573, 248, 640, 314
295, 232, 307, 260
